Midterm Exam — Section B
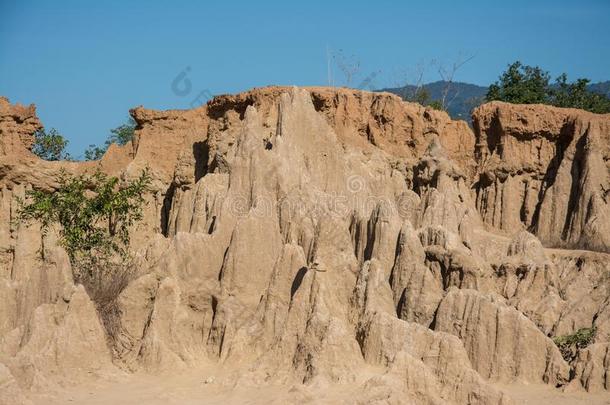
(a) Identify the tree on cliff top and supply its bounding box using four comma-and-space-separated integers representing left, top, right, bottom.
551, 74, 610, 113
486, 61, 550, 104
32, 128, 71, 161
84, 117, 136, 161
486, 61, 610, 113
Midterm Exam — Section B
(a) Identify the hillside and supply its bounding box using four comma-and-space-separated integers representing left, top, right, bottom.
381, 80, 610, 121
589, 80, 610, 97
380, 80, 487, 120
1, 88, 610, 404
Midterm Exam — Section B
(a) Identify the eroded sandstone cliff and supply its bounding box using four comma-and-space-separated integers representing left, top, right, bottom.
472, 101, 610, 252
1, 88, 609, 404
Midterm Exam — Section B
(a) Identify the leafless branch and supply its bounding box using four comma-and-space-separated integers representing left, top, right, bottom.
332, 49, 361, 87
434, 52, 476, 110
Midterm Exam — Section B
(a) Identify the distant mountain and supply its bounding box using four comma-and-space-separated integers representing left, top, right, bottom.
379, 81, 487, 120
589, 81, 610, 97
380, 80, 610, 121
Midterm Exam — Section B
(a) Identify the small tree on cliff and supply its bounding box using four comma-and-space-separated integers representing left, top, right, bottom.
18, 169, 150, 265
107, 118, 136, 146
17, 169, 151, 335
332, 49, 361, 87
486, 61, 610, 113
434, 53, 476, 111
32, 128, 71, 161
486, 61, 550, 104
551, 74, 610, 113
84, 118, 136, 161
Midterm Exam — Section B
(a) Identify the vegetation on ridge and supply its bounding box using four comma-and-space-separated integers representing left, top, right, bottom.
31, 118, 136, 162
84, 117, 136, 161
32, 128, 71, 161
17, 169, 150, 262
383, 62, 610, 118
486, 61, 610, 113
17, 169, 151, 337
553, 327, 596, 362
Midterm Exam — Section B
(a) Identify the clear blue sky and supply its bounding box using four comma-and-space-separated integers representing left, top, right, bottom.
1, 0, 609, 156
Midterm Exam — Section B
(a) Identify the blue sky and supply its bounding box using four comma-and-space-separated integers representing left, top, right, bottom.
1, 0, 609, 156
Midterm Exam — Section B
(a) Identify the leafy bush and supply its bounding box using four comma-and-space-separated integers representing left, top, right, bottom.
551, 74, 610, 113
84, 145, 106, 161
487, 61, 550, 104
406, 88, 444, 111
18, 169, 150, 263
410, 88, 431, 106
107, 118, 136, 146
427, 100, 444, 111
32, 128, 71, 161
17, 168, 151, 336
486, 61, 610, 113
553, 327, 596, 362
84, 118, 136, 161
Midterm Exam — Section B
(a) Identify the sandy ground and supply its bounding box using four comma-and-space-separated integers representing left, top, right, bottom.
30, 364, 362, 405
29, 366, 610, 405
495, 383, 610, 405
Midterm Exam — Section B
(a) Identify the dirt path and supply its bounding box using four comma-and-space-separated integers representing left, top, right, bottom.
30, 365, 359, 405
30, 367, 610, 405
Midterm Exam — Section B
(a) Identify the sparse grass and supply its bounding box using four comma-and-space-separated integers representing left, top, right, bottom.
553, 327, 596, 362
76, 259, 135, 340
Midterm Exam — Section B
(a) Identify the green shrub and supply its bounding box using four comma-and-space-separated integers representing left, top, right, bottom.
406, 88, 445, 111
553, 327, 596, 362
18, 169, 150, 263
17, 168, 151, 337
487, 61, 550, 104
551, 74, 610, 113
32, 128, 70, 161
84, 118, 136, 161
427, 100, 444, 111
84, 145, 106, 161
486, 61, 610, 113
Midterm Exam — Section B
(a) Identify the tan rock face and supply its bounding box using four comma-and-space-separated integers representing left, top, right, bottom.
472, 101, 610, 253
433, 288, 569, 385
1, 88, 609, 404
572, 343, 610, 392
0, 97, 41, 154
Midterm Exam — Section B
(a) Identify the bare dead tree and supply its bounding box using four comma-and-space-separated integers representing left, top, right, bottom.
356, 70, 381, 91
392, 61, 432, 104
433, 52, 476, 110
407, 62, 427, 101
332, 49, 361, 87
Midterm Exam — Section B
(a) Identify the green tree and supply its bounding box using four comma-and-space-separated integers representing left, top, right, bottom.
486, 61, 610, 113
17, 168, 150, 336
32, 128, 70, 161
405, 88, 444, 110
411, 87, 430, 105
586, 93, 610, 113
84, 145, 106, 161
427, 100, 444, 111
551, 74, 610, 113
107, 118, 136, 146
486, 61, 550, 104
84, 118, 136, 161
17, 169, 150, 264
